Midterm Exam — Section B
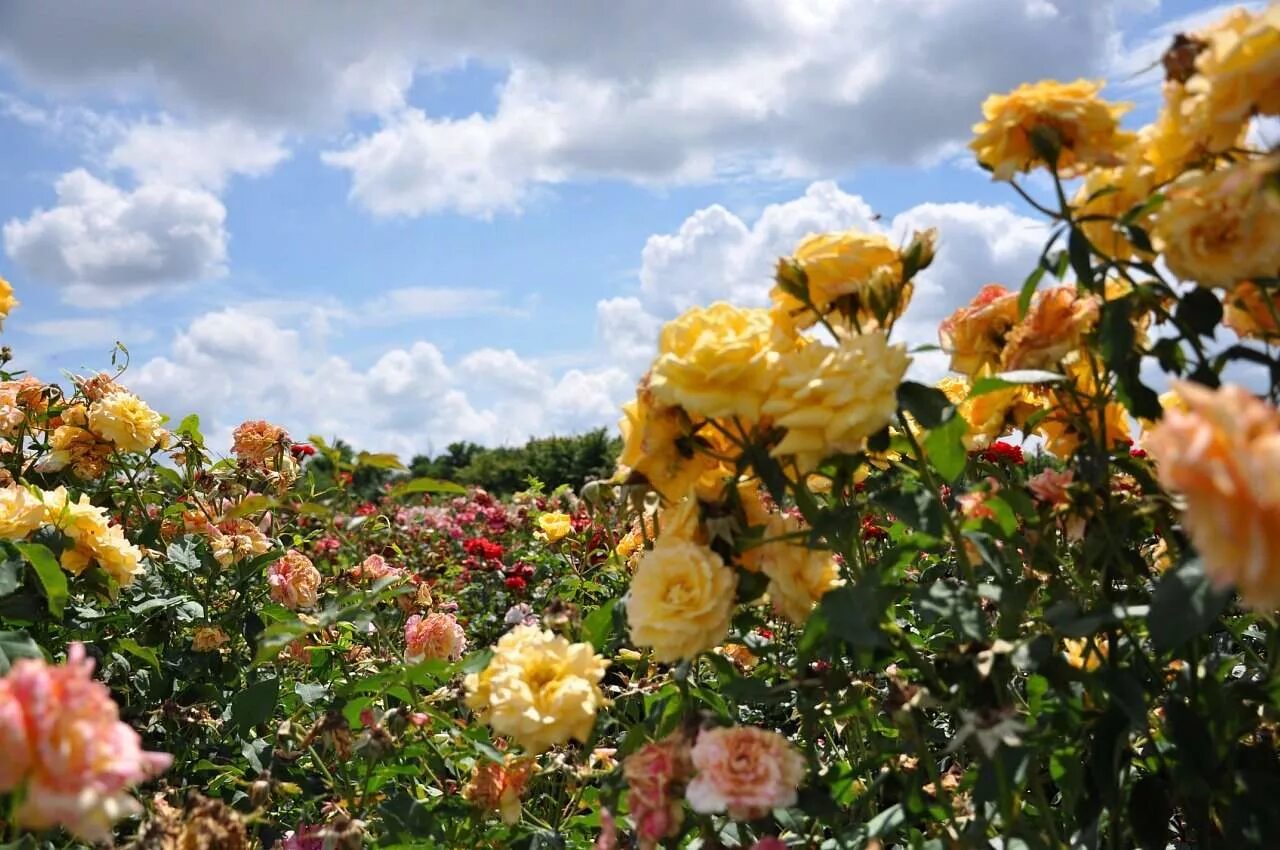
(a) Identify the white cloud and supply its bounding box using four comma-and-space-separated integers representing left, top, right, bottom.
0, 0, 1126, 217
358, 287, 520, 322
128, 306, 628, 458
615, 181, 1048, 385
107, 117, 289, 191
2, 169, 227, 305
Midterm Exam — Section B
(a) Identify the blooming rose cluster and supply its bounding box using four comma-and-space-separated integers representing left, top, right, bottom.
404, 611, 467, 663
268, 550, 322, 610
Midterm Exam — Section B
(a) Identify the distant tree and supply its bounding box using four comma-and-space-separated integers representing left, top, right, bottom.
399, 429, 621, 496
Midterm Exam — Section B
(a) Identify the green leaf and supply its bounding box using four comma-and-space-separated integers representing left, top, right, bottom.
820, 583, 889, 649
388, 476, 466, 500
117, 637, 161, 670
1147, 559, 1232, 652
864, 803, 906, 839
924, 414, 968, 482
356, 451, 405, 470
897, 381, 951, 429
582, 598, 618, 651
175, 413, 204, 447
1018, 265, 1046, 317
0, 558, 22, 597
0, 630, 42, 674
1177, 287, 1223, 337
15, 543, 67, 618
1068, 226, 1095, 291
231, 677, 280, 734
224, 494, 277, 520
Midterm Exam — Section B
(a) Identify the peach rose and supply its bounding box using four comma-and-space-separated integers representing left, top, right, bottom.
686, 726, 805, 821
267, 550, 321, 610
404, 612, 467, 663
0, 643, 171, 842
1144, 381, 1280, 609
939, 284, 1021, 377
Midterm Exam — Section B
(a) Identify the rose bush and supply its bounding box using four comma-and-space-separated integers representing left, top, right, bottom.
1, 6, 1279, 849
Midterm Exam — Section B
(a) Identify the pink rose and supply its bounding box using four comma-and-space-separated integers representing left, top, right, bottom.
0, 643, 171, 842
268, 550, 321, 610
404, 612, 467, 663
685, 726, 805, 821
1028, 468, 1073, 506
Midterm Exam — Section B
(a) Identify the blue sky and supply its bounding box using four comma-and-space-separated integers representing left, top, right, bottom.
0, 0, 1243, 457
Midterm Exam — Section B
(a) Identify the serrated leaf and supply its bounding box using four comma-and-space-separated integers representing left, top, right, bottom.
16, 543, 67, 618
582, 598, 618, 651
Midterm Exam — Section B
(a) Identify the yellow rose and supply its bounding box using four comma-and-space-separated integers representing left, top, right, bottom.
940, 377, 1038, 451
87, 392, 164, 454
1035, 366, 1132, 459
617, 382, 736, 502
536, 511, 573, 543
1073, 165, 1157, 262
970, 79, 1134, 180
938, 284, 1022, 378
754, 515, 841, 625
0, 486, 46, 540
1154, 158, 1280, 289
1001, 285, 1100, 372
762, 330, 910, 473
464, 625, 608, 754
772, 229, 920, 333
648, 302, 776, 422
1224, 281, 1280, 340
1145, 382, 1280, 610
42, 486, 144, 585
0, 276, 17, 328
626, 526, 736, 663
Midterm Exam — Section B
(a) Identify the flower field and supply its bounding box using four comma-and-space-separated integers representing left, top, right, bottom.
2, 6, 1280, 849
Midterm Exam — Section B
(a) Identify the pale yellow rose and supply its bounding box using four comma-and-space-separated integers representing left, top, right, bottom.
42, 487, 143, 585
626, 530, 736, 663
1188, 6, 1280, 150
648, 302, 776, 422
44, 405, 112, 480
1063, 637, 1107, 672
970, 79, 1134, 180
762, 330, 909, 473
0, 486, 46, 540
87, 392, 164, 454
1154, 158, 1280, 289
464, 625, 608, 754
1145, 381, 1280, 610
1074, 165, 1157, 263
754, 515, 841, 625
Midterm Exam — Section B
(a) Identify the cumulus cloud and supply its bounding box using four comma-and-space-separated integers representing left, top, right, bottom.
611, 181, 1048, 385
0, 0, 1127, 216
2, 169, 227, 305
129, 307, 631, 458
107, 118, 289, 191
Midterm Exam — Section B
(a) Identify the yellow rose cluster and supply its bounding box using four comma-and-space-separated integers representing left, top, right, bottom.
464, 625, 609, 754
609, 226, 926, 664
42, 487, 145, 586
